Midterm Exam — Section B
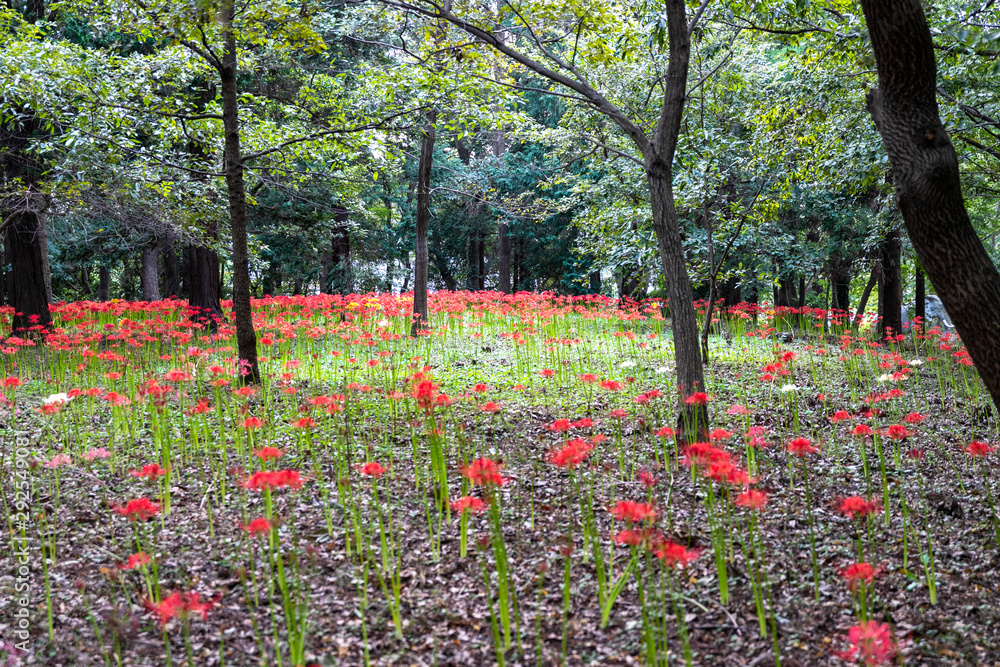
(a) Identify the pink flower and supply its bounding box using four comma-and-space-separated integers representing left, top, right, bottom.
44, 454, 73, 469
82, 447, 111, 462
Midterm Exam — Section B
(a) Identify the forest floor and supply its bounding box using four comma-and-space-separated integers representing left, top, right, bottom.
1, 296, 999, 667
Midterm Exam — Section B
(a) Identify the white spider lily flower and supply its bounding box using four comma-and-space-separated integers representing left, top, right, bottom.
620, 360, 637, 369
779, 384, 798, 393
877, 373, 893, 383
909, 359, 924, 366
42, 393, 71, 406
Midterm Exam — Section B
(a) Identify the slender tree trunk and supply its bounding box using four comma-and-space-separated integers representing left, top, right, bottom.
877, 226, 902, 339
141, 244, 161, 302
498, 221, 510, 293
412, 112, 435, 335
6, 211, 52, 333
122, 257, 136, 301
915, 265, 926, 324
855, 263, 879, 326
862, 0, 1000, 410
219, 0, 258, 382
98, 266, 110, 302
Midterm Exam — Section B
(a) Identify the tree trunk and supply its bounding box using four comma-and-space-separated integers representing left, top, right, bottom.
162, 242, 181, 299
330, 206, 352, 294
98, 266, 110, 302
412, 112, 435, 335
141, 244, 161, 302
188, 241, 223, 326
861, 0, 1000, 411
6, 211, 52, 333
498, 221, 510, 293
37, 212, 53, 303
877, 226, 902, 339
589, 270, 601, 293
915, 265, 926, 324
855, 263, 879, 326
122, 257, 136, 301
219, 0, 259, 383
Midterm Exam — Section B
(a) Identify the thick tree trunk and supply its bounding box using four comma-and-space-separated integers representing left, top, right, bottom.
219, 0, 259, 383
6, 211, 52, 333
830, 256, 852, 313
877, 226, 902, 339
915, 265, 926, 324
412, 113, 435, 335
141, 244, 161, 302
589, 270, 601, 293
861, 0, 1000, 411
98, 266, 110, 302
188, 242, 223, 326
329, 206, 352, 294
162, 242, 181, 299
80, 265, 91, 298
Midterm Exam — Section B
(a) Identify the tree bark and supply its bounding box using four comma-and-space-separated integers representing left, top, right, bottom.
855, 263, 879, 326
412, 112, 435, 335
37, 212, 53, 303
188, 240, 223, 326
219, 0, 259, 383
162, 242, 181, 299
589, 270, 601, 293
141, 244, 161, 302
915, 265, 926, 324
498, 221, 511, 293
98, 266, 110, 302
6, 211, 52, 333
330, 206, 353, 295
861, 0, 1000, 411
877, 226, 902, 339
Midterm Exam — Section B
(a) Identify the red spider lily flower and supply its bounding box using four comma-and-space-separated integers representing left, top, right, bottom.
143, 591, 218, 627
118, 552, 152, 570
710, 428, 733, 442
473, 383, 488, 393
462, 458, 507, 486
191, 398, 212, 414
611, 500, 657, 523
434, 393, 452, 407
903, 412, 925, 424
852, 424, 873, 437
82, 447, 111, 462
682, 442, 730, 471
113, 498, 161, 521
830, 410, 851, 423
837, 496, 881, 520
653, 540, 701, 569
39, 403, 62, 415
725, 467, 753, 487
578, 373, 598, 383
549, 438, 594, 469
788, 437, 819, 457
614, 528, 658, 548
735, 489, 768, 510
539, 369, 555, 377
726, 404, 750, 415
357, 461, 388, 478
479, 401, 501, 413
835, 621, 897, 666
906, 448, 925, 460
655, 426, 675, 438
450, 496, 487, 514
781, 351, 796, 362
707, 459, 735, 483
292, 417, 316, 429
840, 562, 880, 592
242, 517, 272, 537
242, 416, 264, 430
572, 417, 593, 428
2, 377, 25, 388
253, 447, 284, 461
234, 386, 257, 398
600, 379, 623, 392
547, 419, 571, 432
130, 463, 169, 480
883, 424, 910, 440
965, 441, 996, 457
44, 454, 73, 469
242, 469, 305, 491
609, 408, 628, 418
684, 392, 709, 405
637, 470, 657, 489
